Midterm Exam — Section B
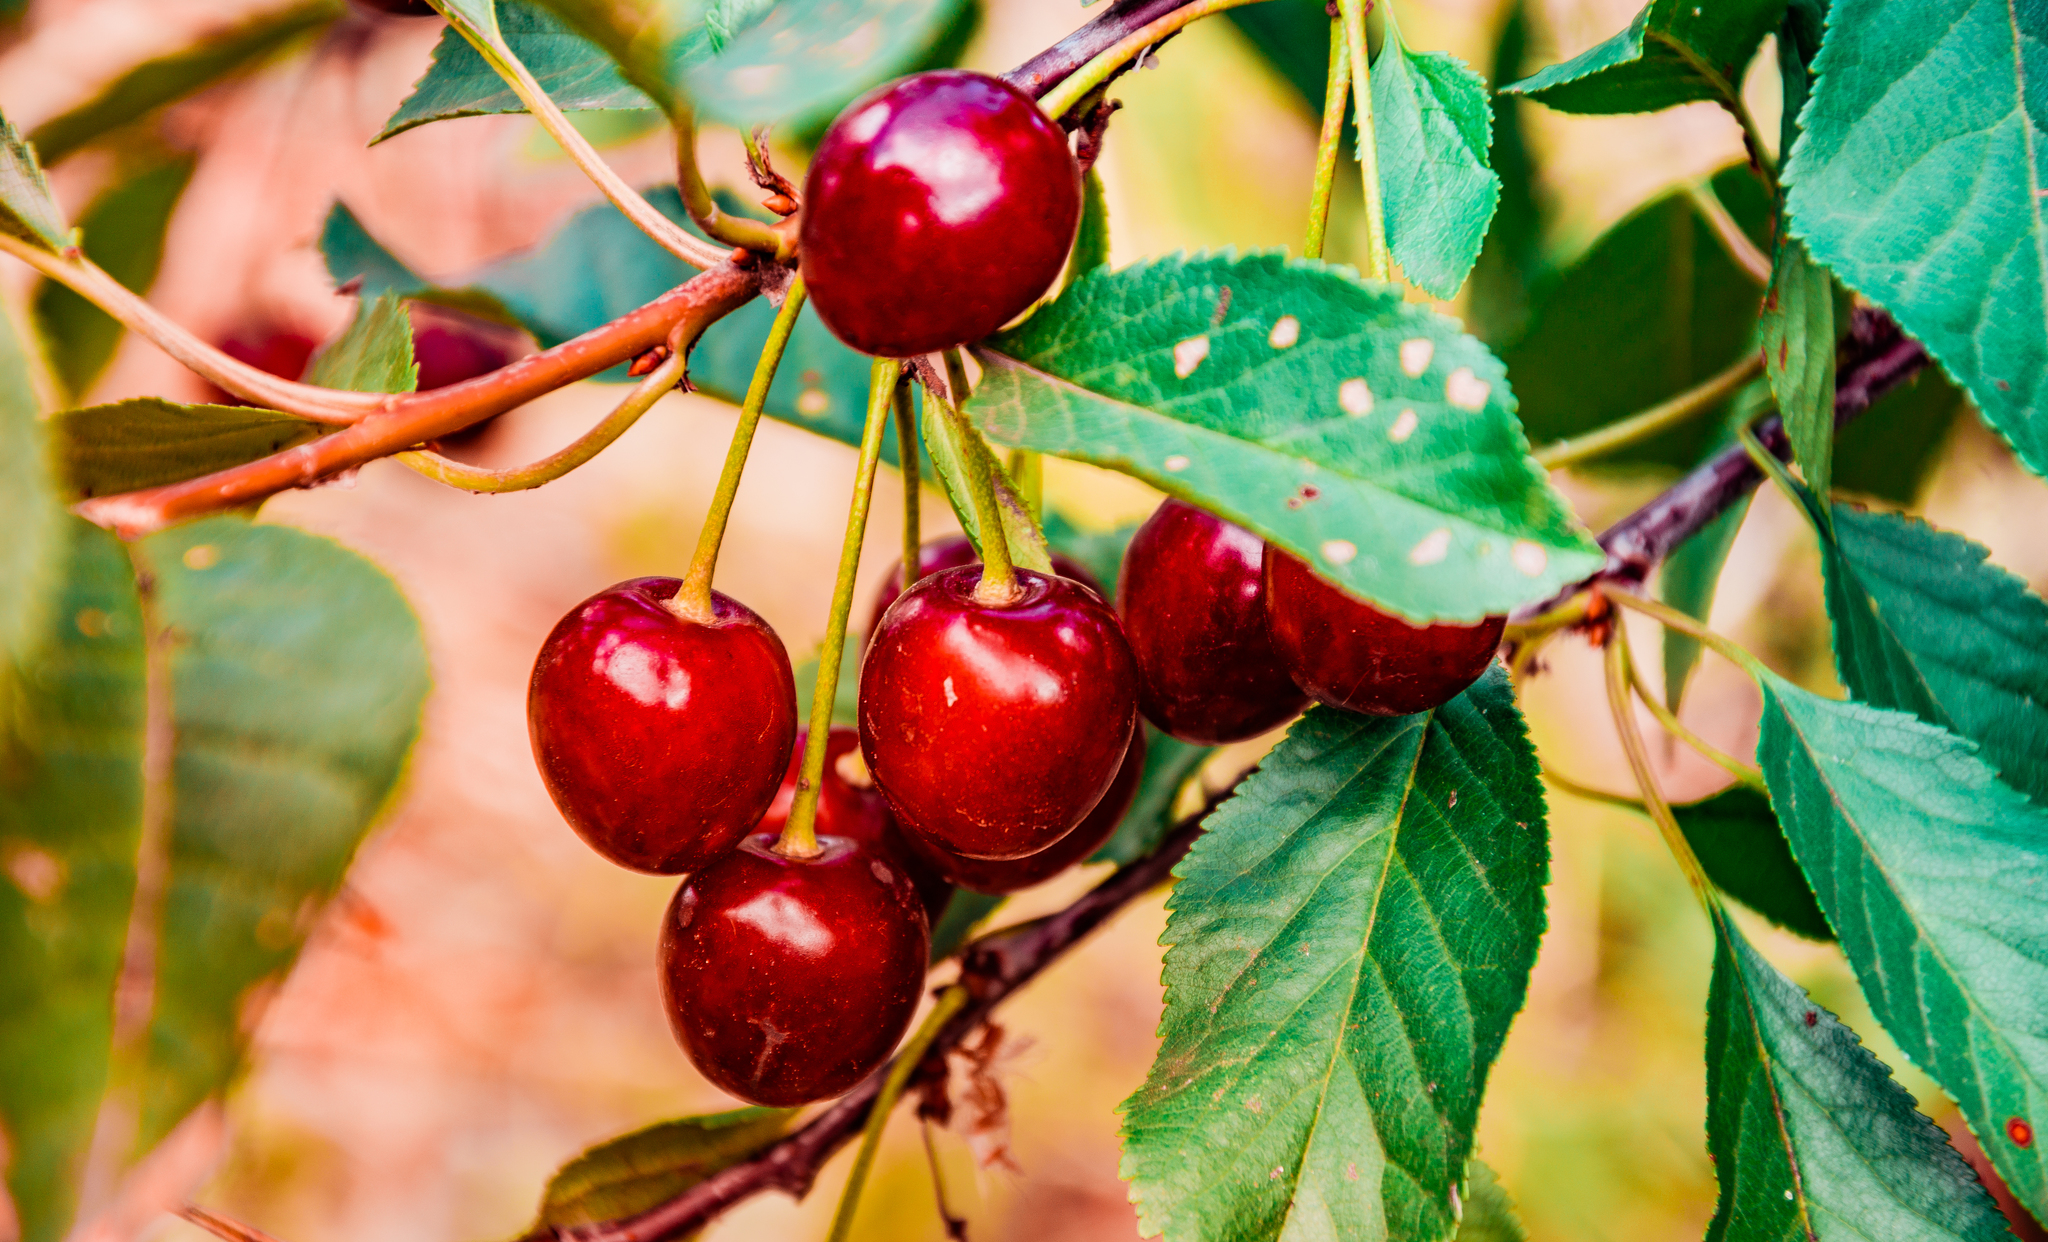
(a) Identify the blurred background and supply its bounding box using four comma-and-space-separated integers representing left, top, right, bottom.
4, 0, 2046, 1239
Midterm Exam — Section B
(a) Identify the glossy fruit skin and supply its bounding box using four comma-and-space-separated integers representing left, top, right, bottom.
801, 70, 1081, 357
861, 566, 1138, 861
659, 834, 929, 1106
866, 534, 1102, 639
528, 579, 796, 874
759, 727, 951, 917
1262, 548, 1505, 716
911, 729, 1145, 894
1118, 500, 1309, 744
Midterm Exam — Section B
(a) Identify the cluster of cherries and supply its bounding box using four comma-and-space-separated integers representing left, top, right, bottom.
509, 68, 1507, 1108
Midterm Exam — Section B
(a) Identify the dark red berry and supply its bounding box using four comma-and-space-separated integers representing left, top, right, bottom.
759, 727, 951, 917
528, 579, 796, 874
867, 534, 1101, 638
1262, 548, 1504, 716
801, 70, 1081, 357
1118, 500, 1308, 743
659, 834, 929, 1106
860, 566, 1138, 860
912, 729, 1146, 894
410, 306, 530, 452
207, 328, 318, 406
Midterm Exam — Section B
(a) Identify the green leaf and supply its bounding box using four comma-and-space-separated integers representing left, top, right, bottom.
1822, 504, 2048, 806
1704, 912, 2009, 1242
129, 517, 429, 1148
1660, 492, 1751, 711
930, 888, 1004, 961
529, 1106, 795, 1230
1088, 725, 1212, 868
1455, 1161, 1526, 1242
973, 252, 1601, 624
303, 291, 419, 395
0, 297, 63, 681
1673, 786, 1831, 941
1120, 671, 1548, 1242
1782, 0, 2048, 479
1502, 166, 1769, 471
1367, 12, 1499, 299
919, 396, 1052, 574
1224, 0, 1334, 110
792, 638, 861, 729
1467, 2, 1550, 349
1069, 167, 1111, 284
26, 3, 340, 164
703, 0, 773, 54
0, 519, 146, 1242
54, 400, 326, 499
378, 0, 650, 142
1756, 671, 2048, 1220
34, 157, 194, 401
1501, 0, 1780, 115
0, 113, 69, 254
1761, 236, 1837, 499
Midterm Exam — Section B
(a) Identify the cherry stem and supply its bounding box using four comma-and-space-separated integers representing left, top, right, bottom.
823, 986, 971, 1242
1339, 0, 1391, 282
1622, 646, 1768, 791
1303, 16, 1350, 261
1685, 181, 1771, 284
1034, 0, 1280, 122
920, 1119, 969, 1240
395, 334, 690, 494
1601, 588, 1767, 680
896, 376, 922, 593
1531, 351, 1765, 470
1541, 766, 1649, 812
1604, 621, 1717, 905
676, 279, 810, 622
778, 356, 900, 858
671, 104, 795, 259
0, 235, 383, 422
939, 349, 1019, 603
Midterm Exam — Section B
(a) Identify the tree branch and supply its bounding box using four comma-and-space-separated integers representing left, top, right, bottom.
1513, 307, 1931, 621
73, 264, 761, 538
1004, 0, 1199, 101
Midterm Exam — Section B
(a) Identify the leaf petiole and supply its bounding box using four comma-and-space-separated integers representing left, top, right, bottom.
1532, 352, 1765, 470
1601, 588, 1767, 679
1339, 0, 1391, 281
1035, 0, 1281, 123
935, 349, 1019, 602
1604, 621, 1717, 903
1303, 16, 1350, 261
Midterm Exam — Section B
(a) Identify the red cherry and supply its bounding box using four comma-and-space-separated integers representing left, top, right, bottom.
659, 834, 929, 1106
867, 534, 1102, 638
801, 70, 1081, 357
410, 306, 530, 452
528, 579, 796, 874
1118, 500, 1309, 744
759, 727, 952, 917
912, 729, 1146, 894
860, 566, 1138, 861
207, 329, 318, 406
1262, 548, 1504, 716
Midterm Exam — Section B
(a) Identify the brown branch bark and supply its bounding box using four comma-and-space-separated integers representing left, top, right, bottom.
73, 264, 760, 538
1513, 307, 1931, 620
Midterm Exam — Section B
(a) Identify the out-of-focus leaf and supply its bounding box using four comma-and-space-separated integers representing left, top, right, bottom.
1503, 166, 1769, 470
1757, 672, 2048, 1221
35, 157, 194, 400
1089, 725, 1211, 867
28, 3, 341, 165
974, 252, 1602, 623
1224, 0, 1334, 110
378, 0, 650, 142
0, 114, 69, 254
1761, 237, 1837, 499
302, 291, 419, 394
529, 1107, 795, 1230
1831, 366, 1966, 505
919, 395, 1052, 574
1467, 1, 1548, 348
1501, 0, 1779, 115
1039, 510, 1138, 599
703, 0, 774, 54
1784, 0, 2048, 480
1659, 488, 1751, 711
0, 519, 146, 1242
792, 638, 861, 728
1672, 785, 1830, 941
1068, 167, 1111, 284
1121, 674, 1547, 1241
55, 401, 325, 499
1456, 1160, 1527, 1242
1367, 10, 1498, 299
1704, 910, 2008, 1242
0, 297, 62, 678
929, 889, 1004, 961
130, 517, 429, 1148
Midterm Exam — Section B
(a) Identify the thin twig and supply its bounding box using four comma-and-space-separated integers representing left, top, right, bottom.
1532, 352, 1764, 470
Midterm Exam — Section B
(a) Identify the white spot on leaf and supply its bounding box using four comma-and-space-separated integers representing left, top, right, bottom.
1173, 336, 1210, 378
1400, 337, 1435, 376
1321, 539, 1357, 565
1269, 316, 1300, 348
1339, 378, 1374, 416
1512, 540, 1548, 576
1389, 408, 1419, 442
1164, 454, 1190, 473
1409, 529, 1452, 565
1445, 367, 1490, 409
